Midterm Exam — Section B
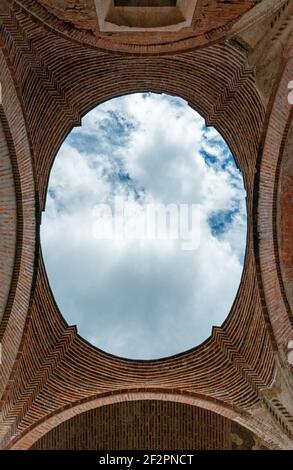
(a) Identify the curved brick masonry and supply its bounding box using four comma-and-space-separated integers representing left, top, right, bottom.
0, 0, 292, 450
0, 119, 16, 324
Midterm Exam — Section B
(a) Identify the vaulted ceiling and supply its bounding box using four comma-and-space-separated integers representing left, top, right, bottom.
0, 0, 292, 450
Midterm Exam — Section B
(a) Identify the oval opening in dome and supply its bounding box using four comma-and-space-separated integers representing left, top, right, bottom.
41, 92, 247, 360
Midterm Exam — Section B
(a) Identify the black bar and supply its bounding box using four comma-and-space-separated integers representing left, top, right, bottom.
0, 450, 291, 467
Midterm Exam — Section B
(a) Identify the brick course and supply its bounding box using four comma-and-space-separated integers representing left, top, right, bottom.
0, 0, 292, 450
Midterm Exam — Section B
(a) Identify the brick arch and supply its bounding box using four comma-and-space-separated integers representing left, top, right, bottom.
10, 391, 287, 450
278, 118, 293, 317
9, 0, 261, 55
7, 390, 279, 450
0, 0, 285, 450
34, 38, 267, 370
0, 49, 36, 401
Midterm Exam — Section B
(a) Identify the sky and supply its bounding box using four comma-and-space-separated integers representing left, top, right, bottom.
41, 92, 247, 360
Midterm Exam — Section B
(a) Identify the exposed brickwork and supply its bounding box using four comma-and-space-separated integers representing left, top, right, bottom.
231, 422, 269, 450
0, 119, 16, 323
0, 2, 264, 208
10, 0, 259, 53
0, 47, 36, 409
0, 0, 292, 451
257, 57, 293, 346
278, 119, 293, 313
29, 401, 234, 450
36, 0, 98, 33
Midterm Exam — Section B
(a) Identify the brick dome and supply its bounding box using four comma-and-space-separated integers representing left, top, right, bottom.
0, 0, 292, 450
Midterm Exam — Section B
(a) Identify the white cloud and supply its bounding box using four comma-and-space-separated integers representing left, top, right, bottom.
41, 93, 247, 360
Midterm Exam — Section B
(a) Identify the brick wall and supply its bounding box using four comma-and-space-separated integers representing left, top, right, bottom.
0, 0, 292, 451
